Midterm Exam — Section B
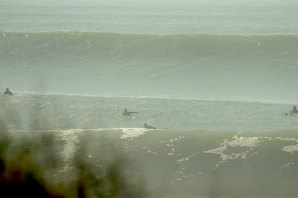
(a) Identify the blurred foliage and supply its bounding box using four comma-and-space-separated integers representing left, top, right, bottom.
0, 118, 146, 198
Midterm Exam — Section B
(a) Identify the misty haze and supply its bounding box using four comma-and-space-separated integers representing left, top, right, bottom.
1, 0, 298, 197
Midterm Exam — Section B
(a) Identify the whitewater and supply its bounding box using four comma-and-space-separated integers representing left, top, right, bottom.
1, 1, 298, 197
1, 92, 298, 197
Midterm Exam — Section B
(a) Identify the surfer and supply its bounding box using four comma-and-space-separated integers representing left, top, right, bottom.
144, 123, 156, 129
3, 88, 13, 96
123, 108, 139, 116
290, 106, 298, 115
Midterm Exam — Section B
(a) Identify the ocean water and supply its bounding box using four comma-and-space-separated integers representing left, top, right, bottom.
1, 2, 298, 103
1, 32, 298, 103
1, 94, 298, 197
1, 1, 298, 197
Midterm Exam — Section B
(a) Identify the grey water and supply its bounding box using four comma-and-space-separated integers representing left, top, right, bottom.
1, 1, 298, 35
1, 0, 298, 197
1, 93, 298, 132
1, 1, 298, 103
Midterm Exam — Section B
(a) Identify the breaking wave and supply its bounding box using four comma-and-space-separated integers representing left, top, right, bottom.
1, 31, 298, 103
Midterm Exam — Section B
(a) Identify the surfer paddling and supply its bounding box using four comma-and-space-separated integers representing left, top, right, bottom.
144, 123, 156, 129
3, 88, 13, 96
290, 106, 298, 115
285, 106, 298, 116
123, 108, 139, 116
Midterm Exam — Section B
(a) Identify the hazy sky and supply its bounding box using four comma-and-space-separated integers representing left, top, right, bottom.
2, 0, 298, 6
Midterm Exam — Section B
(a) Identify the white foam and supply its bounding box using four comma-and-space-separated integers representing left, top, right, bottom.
121, 128, 147, 139
281, 162, 295, 168
282, 144, 298, 154
204, 136, 265, 168
204, 135, 298, 169
147, 150, 157, 155
176, 152, 198, 163
227, 135, 262, 148
57, 130, 80, 172
275, 137, 297, 142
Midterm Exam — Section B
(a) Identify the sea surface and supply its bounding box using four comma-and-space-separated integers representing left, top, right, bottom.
1, 1, 298, 197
